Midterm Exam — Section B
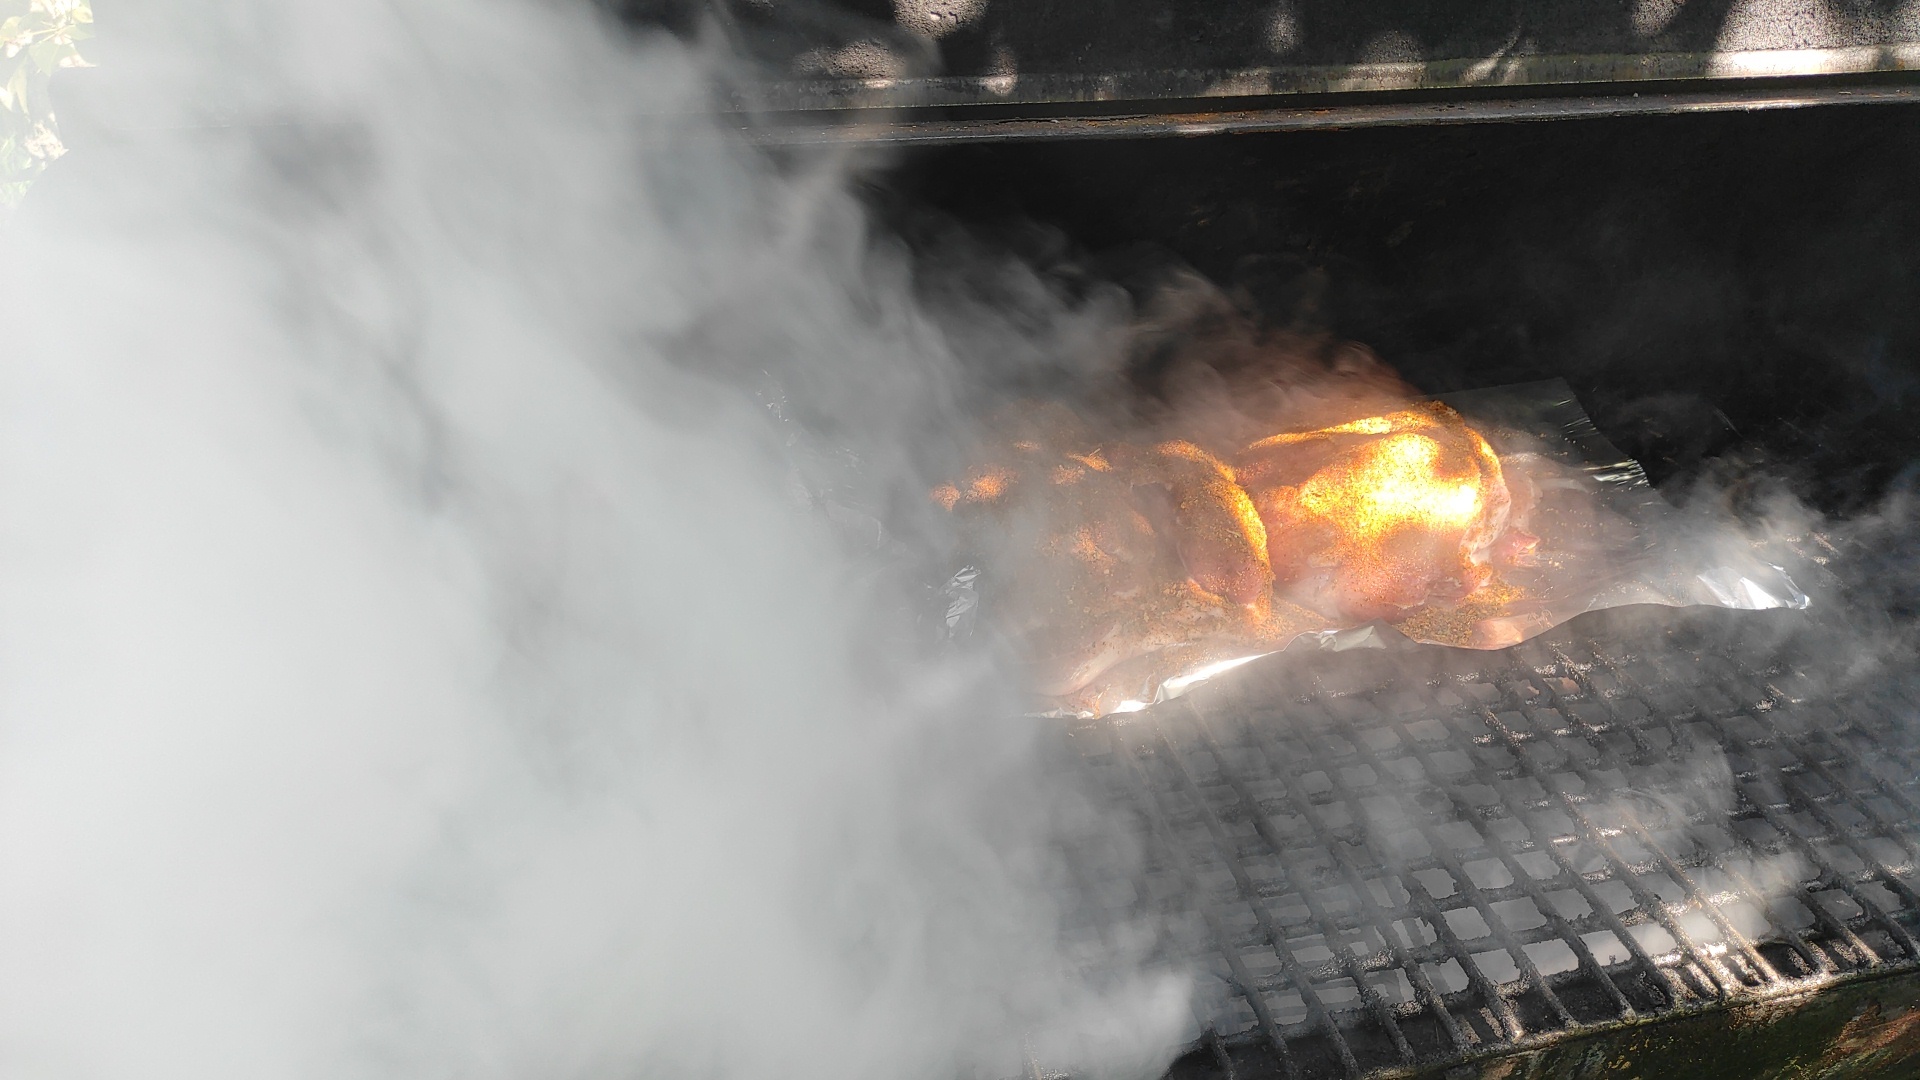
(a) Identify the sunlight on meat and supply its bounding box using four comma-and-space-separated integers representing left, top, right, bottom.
930, 398, 1537, 712
1296, 432, 1485, 538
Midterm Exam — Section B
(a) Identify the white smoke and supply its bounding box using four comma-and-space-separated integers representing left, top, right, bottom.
0, 2, 1190, 1078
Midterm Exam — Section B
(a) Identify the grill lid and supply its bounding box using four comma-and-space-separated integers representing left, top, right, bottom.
667, 0, 1920, 142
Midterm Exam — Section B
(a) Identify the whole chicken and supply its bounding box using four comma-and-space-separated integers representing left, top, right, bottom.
932, 399, 1535, 707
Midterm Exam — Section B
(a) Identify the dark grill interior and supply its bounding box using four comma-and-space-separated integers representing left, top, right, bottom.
888, 105, 1920, 517
1053, 605, 1920, 1078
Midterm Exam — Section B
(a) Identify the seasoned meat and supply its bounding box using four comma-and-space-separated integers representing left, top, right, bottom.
1235, 402, 1520, 622
932, 399, 1533, 703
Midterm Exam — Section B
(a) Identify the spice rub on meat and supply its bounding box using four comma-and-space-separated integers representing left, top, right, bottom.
932, 399, 1537, 705
1236, 402, 1531, 623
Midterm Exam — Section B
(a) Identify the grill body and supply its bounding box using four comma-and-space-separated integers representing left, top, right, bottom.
1055, 607, 1920, 1078
863, 73, 1920, 1080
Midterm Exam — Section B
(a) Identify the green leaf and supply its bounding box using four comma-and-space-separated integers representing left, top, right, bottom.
0, 67, 25, 112
0, 0, 89, 208
28, 37, 61, 73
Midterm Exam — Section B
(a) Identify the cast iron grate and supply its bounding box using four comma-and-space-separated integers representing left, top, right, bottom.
1056, 607, 1920, 1079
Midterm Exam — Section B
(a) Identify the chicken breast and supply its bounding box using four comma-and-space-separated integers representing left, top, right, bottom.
1234, 402, 1514, 622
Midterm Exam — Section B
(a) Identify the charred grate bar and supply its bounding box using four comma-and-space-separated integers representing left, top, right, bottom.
1058, 608, 1920, 1079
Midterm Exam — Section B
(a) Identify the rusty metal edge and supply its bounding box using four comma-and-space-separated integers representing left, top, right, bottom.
738, 81, 1920, 146
734, 44, 1920, 114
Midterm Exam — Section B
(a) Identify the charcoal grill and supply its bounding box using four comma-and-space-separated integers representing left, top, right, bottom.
1047, 605, 1920, 1079
877, 99, 1920, 1079
881, 93, 1920, 1080
621, 4, 1920, 1070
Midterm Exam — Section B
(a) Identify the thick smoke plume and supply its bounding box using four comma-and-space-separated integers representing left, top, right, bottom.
0, 2, 1190, 1077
